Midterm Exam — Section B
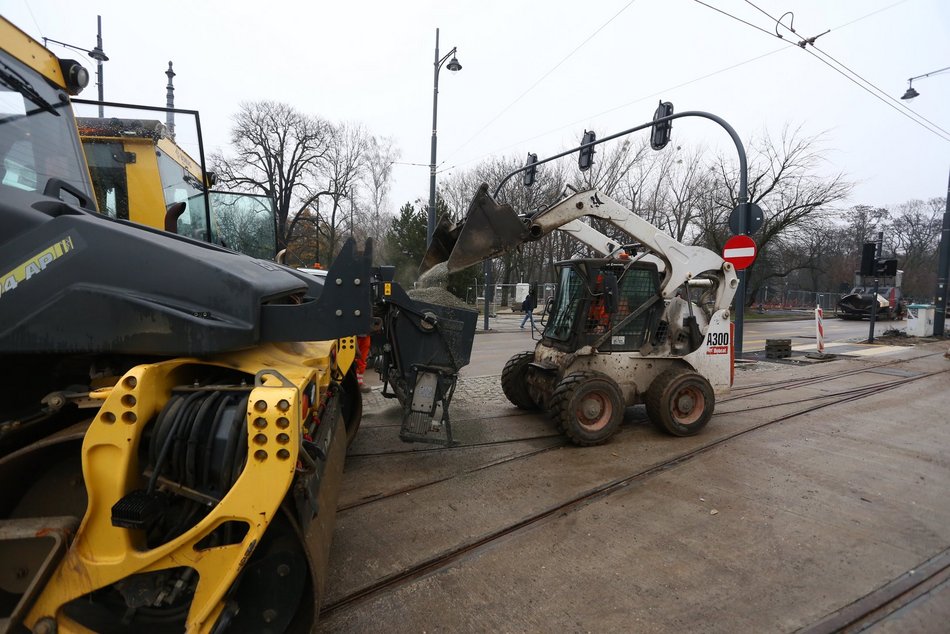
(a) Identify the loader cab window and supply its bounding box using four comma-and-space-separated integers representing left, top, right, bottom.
597, 264, 661, 351
0, 51, 94, 204
209, 191, 278, 260
156, 149, 207, 239
544, 265, 586, 342
544, 262, 661, 350
81, 140, 129, 219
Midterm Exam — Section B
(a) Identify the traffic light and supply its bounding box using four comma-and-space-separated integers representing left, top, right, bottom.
578, 130, 596, 171
523, 152, 538, 187
875, 258, 898, 277
859, 242, 877, 276
651, 101, 674, 150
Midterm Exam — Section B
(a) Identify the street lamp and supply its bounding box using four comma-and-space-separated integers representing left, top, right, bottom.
44, 15, 108, 117
900, 66, 950, 101
427, 28, 462, 247
899, 66, 950, 335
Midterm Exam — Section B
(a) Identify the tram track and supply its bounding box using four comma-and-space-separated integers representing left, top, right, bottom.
321, 364, 950, 619
340, 353, 946, 511
799, 547, 950, 633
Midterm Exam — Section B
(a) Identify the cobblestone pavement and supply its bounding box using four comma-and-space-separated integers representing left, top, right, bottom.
362, 373, 512, 421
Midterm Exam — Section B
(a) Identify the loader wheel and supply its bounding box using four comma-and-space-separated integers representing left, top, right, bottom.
549, 371, 624, 446
646, 368, 715, 437
501, 351, 539, 410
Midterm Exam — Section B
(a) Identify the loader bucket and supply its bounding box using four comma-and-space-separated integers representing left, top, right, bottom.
447, 183, 527, 272
421, 183, 527, 275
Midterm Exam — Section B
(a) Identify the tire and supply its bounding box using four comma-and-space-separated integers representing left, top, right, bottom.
501, 351, 539, 410
340, 367, 363, 447
646, 368, 715, 437
549, 371, 624, 446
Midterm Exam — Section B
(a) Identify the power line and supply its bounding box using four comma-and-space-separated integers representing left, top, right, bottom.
744, 0, 950, 140
696, 0, 950, 142
22, 0, 45, 39
437, 45, 789, 174
438, 0, 640, 165
693, 0, 776, 38
809, 46, 950, 138
439, 0, 938, 175
832, 0, 910, 30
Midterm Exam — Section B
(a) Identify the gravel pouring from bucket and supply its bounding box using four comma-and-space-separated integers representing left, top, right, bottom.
419, 214, 462, 276
421, 183, 527, 275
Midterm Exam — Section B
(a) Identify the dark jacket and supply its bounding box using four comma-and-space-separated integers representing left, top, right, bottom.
521, 293, 537, 312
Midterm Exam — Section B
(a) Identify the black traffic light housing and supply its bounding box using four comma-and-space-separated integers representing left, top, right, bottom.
875, 258, 898, 277
859, 242, 877, 276
651, 101, 674, 150
523, 152, 538, 187
578, 130, 596, 171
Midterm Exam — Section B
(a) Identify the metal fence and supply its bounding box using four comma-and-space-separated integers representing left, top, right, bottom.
755, 289, 840, 312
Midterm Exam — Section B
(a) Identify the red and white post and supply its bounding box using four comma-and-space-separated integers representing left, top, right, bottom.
815, 304, 825, 354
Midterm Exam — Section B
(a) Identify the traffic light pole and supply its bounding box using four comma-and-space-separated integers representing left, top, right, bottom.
867, 232, 883, 344
933, 170, 950, 337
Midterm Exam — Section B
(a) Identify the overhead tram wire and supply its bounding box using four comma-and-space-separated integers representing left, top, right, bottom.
743, 0, 950, 140
21, 0, 45, 39
739, 0, 950, 140
440, 0, 943, 173
437, 0, 641, 168
436, 45, 789, 175
691, 1, 950, 143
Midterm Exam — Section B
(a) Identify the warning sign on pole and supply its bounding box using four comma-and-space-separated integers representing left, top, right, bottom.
723, 234, 757, 271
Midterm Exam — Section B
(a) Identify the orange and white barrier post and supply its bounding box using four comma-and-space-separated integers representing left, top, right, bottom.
815, 304, 825, 354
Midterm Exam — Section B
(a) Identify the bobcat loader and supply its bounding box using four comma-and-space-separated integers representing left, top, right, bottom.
422, 112, 749, 446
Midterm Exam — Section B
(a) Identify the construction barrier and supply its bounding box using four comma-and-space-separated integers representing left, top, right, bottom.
815, 304, 825, 354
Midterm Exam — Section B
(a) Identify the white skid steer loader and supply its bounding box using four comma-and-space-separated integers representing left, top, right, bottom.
421, 109, 749, 446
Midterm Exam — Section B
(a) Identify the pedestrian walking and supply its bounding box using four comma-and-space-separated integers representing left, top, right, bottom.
520, 289, 537, 330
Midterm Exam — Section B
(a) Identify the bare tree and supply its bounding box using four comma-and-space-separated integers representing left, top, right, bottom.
888, 197, 944, 298
211, 101, 333, 250
362, 136, 400, 260
699, 126, 852, 304
313, 122, 370, 258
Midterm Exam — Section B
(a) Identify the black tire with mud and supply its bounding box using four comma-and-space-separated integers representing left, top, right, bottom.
548, 370, 624, 446
501, 351, 539, 410
645, 368, 715, 437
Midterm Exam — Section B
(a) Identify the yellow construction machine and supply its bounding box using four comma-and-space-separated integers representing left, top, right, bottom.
0, 18, 474, 633
76, 110, 277, 260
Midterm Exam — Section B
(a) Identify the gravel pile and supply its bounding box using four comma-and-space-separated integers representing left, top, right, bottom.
408, 287, 473, 310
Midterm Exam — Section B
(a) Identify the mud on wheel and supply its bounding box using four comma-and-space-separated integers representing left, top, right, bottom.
549, 371, 624, 446
501, 351, 539, 410
645, 368, 715, 437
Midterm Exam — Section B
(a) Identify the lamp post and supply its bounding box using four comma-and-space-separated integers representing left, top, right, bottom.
427, 28, 462, 247
900, 66, 950, 101
44, 15, 108, 117
899, 66, 950, 335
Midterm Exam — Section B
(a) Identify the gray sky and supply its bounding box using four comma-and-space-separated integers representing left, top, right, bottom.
5, 0, 949, 214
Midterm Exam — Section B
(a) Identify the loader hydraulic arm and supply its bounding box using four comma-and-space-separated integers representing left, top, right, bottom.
436, 184, 737, 313
525, 189, 737, 308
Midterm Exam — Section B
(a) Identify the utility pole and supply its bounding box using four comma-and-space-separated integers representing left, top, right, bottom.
934, 169, 950, 336
90, 16, 108, 117
867, 231, 883, 344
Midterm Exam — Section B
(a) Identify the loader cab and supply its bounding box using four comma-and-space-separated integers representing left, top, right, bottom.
543, 258, 663, 352
76, 105, 278, 260
0, 26, 96, 208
